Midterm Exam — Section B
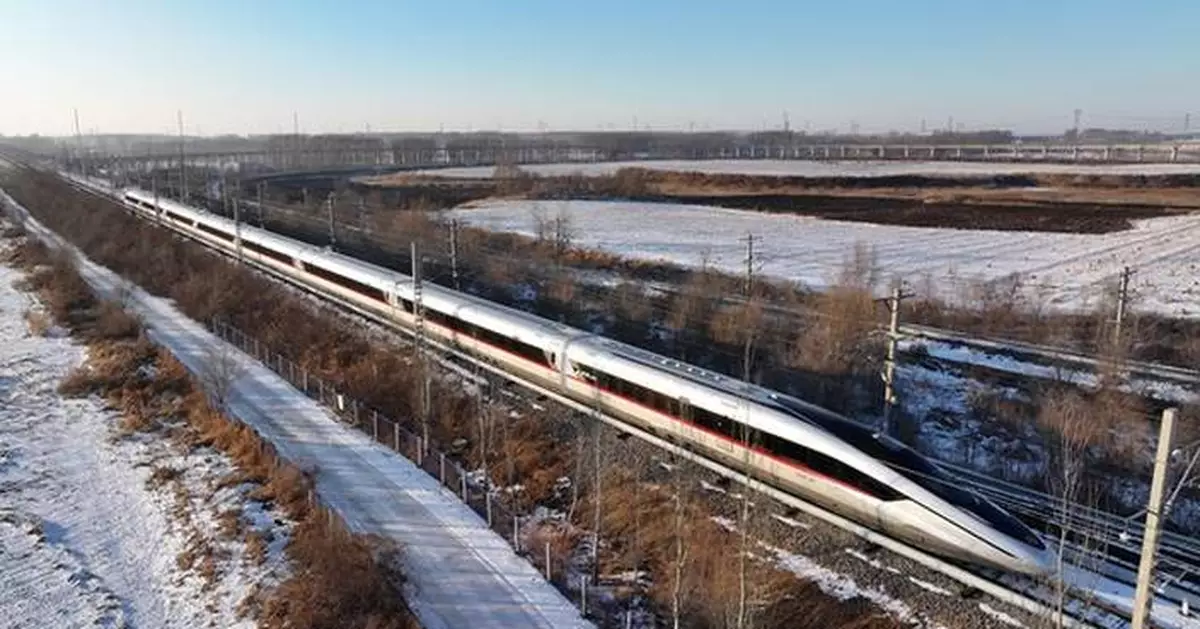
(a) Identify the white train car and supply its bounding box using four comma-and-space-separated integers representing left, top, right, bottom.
119, 186, 1055, 576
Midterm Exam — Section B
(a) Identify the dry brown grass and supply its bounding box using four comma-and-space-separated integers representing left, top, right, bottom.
246, 531, 269, 566
23, 307, 52, 336
576, 467, 901, 629
146, 465, 183, 489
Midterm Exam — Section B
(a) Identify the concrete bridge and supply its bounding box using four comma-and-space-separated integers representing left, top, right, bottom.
73, 141, 1200, 180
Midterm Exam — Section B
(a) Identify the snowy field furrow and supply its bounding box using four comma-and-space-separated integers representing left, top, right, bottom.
414, 159, 1200, 179
449, 199, 1200, 317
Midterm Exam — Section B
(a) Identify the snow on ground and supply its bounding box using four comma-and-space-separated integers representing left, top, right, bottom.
1, 190, 594, 629
414, 159, 1200, 179
710, 516, 952, 629
448, 199, 1200, 318
902, 338, 1200, 405
0, 246, 289, 629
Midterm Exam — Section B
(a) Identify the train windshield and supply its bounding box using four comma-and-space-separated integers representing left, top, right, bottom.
768, 397, 1046, 550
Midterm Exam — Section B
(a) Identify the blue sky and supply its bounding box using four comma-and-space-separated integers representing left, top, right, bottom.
2, 0, 1197, 136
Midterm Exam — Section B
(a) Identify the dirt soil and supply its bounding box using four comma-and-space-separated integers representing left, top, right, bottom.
612, 193, 1191, 233
360, 168, 1200, 234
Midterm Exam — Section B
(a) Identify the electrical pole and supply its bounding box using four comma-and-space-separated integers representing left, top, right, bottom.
177, 110, 187, 202
73, 108, 85, 177
412, 242, 430, 464
233, 180, 242, 263
1113, 266, 1132, 350
881, 285, 902, 437
326, 192, 337, 250
1131, 407, 1178, 629
449, 219, 460, 290
293, 111, 300, 170
152, 174, 161, 225
256, 182, 266, 228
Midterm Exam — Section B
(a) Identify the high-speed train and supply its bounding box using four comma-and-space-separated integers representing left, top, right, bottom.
115, 185, 1054, 576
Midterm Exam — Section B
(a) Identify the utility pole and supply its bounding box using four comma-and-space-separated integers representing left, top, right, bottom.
741, 232, 758, 384
233, 180, 242, 263
152, 174, 161, 225
73, 108, 85, 177
1113, 266, 1133, 350
881, 285, 904, 437
177, 110, 187, 203
449, 219, 461, 291
326, 192, 337, 249
293, 111, 300, 170
412, 242, 430, 463
256, 182, 266, 228
1131, 407, 1178, 629
742, 233, 755, 298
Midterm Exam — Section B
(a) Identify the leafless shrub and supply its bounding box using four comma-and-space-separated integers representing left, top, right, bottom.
201, 343, 242, 412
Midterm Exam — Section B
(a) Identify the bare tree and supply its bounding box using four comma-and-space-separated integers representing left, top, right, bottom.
201, 342, 242, 412
668, 447, 693, 629
531, 207, 551, 243
1037, 390, 1103, 628
551, 203, 575, 263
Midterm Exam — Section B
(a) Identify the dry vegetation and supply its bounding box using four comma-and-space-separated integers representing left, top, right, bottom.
4, 232, 418, 629
1, 164, 917, 627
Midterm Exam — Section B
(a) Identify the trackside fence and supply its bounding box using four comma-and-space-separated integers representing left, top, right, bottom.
207, 318, 629, 625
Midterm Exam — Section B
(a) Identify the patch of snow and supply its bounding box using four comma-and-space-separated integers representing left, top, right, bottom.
908, 339, 1199, 405
774, 545, 944, 627
448, 199, 1200, 318
0, 248, 285, 629
415, 159, 1200, 179
844, 548, 902, 575
907, 577, 954, 596
769, 512, 812, 529
979, 602, 1025, 627
711, 518, 938, 626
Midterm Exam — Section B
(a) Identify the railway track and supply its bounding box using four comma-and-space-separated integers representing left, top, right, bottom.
5, 159, 1197, 628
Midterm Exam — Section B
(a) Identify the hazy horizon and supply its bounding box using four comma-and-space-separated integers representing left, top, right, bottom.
3, 0, 1197, 138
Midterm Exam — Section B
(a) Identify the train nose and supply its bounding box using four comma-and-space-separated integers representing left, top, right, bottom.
1014, 536, 1058, 577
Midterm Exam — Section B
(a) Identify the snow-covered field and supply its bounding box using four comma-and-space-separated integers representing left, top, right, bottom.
414, 159, 1200, 179
448, 199, 1200, 318
0, 249, 291, 629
